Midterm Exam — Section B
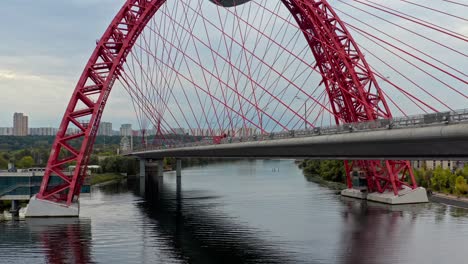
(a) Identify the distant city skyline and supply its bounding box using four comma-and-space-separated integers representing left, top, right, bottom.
0, 1, 465, 132
0, 111, 260, 137
0, 112, 138, 136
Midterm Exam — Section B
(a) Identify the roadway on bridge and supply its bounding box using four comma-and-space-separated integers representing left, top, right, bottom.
130, 123, 468, 160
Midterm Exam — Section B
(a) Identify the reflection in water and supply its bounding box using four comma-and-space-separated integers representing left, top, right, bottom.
339, 198, 417, 264
0, 218, 92, 264
449, 206, 468, 218
32, 218, 93, 264
2, 160, 468, 263
139, 174, 294, 264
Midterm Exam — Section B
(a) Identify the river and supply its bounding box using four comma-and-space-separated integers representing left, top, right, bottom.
1, 159, 468, 263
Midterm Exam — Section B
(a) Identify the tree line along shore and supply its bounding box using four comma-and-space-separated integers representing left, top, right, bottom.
298, 160, 468, 197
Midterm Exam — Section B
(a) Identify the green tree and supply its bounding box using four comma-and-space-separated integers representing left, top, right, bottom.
0, 154, 7, 169
447, 169, 458, 194
431, 166, 448, 192
462, 164, 468, 179
415, 167, 431, 188
320, 160, 345, 182
303, 160, 321, 175
16, 156, 34, 168
99, 155, 138, 175
455, 176, 468, 195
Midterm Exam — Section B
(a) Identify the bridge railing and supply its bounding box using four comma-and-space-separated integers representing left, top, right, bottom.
125, 108, 468, 154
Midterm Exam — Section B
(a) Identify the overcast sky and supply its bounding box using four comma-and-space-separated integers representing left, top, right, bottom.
0, 0, 466, 130
0, 0, 123, 128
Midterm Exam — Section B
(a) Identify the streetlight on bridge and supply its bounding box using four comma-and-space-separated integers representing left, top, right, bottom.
294, 96, 308, 130
261, 107, 269, 134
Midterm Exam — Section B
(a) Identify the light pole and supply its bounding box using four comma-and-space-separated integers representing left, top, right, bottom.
261, 107, 269, 134
295, 96, 307, 130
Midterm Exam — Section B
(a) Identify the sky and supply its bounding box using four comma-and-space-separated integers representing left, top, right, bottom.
0, 0, 466, 130
0, 0, 123, 128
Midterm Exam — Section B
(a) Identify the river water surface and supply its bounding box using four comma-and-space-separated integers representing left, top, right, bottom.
1, 160, 468, 263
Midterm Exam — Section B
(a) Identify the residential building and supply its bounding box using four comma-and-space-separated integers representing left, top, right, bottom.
120, 124, 132, 137
190, 128, 210, 137
172, 128, 186, 135
66, 128, 81, 135
13, 113, 28, 136
0, 127, 13, 136
98, 122, 113, 136
29, 127, 58, 136
412, 160, 465, 171
235, 127, 258, 137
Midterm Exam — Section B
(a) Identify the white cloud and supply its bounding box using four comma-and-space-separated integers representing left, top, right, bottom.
0, 0, 466, 131
0, 71, 16, 80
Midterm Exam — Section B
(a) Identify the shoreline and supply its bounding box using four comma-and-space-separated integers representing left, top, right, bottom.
429, 192, 468, 209
303, 173, 346, 191
304, 172, 468, 209
91, 177, 127, 188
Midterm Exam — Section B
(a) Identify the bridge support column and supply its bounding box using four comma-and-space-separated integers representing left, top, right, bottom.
176, 159, 182, 200
25, 195, 79, 217
139, 159, 146, 196
9, 200, 19, 217
176, 159, 182, 178
157, 160, 164, 194
143, 160, 164, 200
341, 186, 428, 204
157, 159, 164, 177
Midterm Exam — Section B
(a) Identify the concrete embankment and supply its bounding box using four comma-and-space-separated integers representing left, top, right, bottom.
430, 193, 468, 209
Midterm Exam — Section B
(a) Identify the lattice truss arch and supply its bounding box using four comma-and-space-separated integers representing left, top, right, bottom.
282, 0, 415, 195
283, 0, 392, 123
38, 0, 168, 205
36, 0, 452, 205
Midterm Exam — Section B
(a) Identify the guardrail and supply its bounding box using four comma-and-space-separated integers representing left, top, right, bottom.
124, 108, 468, 155
0, 184, 37, 197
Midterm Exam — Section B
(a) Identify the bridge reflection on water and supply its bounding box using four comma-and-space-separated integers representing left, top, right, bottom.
1, 160, 468, 263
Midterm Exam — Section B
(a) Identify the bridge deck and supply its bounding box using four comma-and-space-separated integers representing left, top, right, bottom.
129, 123, 468, 160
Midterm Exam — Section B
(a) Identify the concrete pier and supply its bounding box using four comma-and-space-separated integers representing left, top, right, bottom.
140, 159, 165, 201
139, 159, 146, 196
341, 187, 429, 204
176, 159, 182, 178
24, 195, 79, 217
9, 200, 19, 217
157, 159, 164, 177
176, 159, 182, 201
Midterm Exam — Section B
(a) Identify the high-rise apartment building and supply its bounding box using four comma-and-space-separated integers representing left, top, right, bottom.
13, 113, 28, 136
120, 124, 132, 137
98, 122, 113, 136
412, 160, 464, 171
29, 127, 58, 136
0, 127, 13, 136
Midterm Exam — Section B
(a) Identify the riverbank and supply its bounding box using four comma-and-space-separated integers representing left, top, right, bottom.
91, 173, 127, 185
430, 192, 468, 209
303, 173, 346, 191
305, 173, 468, 209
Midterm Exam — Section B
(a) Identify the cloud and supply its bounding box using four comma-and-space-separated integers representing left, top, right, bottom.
0, 0, 466, 131
0, 71, 16, 80
0, 69, 44, 81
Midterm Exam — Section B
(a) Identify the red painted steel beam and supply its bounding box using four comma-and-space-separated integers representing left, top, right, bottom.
38, 0, 169, 205
38, 0, 419, 207
282, 0, 417, 193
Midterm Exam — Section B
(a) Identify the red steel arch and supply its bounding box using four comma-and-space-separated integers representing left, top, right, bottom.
38, 0, 416, 206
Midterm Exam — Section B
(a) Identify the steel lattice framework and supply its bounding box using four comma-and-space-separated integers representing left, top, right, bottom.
37, 0, 423, 205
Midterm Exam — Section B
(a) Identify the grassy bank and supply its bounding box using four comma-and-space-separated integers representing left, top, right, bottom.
299, 160, 346, 183
91, 173, 127, 185
303, 173, 346, 190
